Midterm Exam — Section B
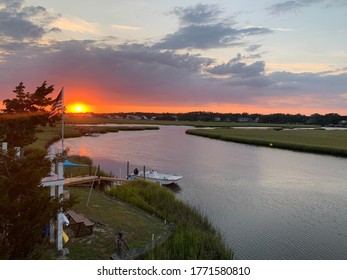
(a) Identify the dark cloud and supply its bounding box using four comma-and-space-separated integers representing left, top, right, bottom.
246, 44, 262, 52
49, 27, 62, 33
0, 0, 58, 41
227, 75, 274, 88
269, 71, 347, 94
0, 14, 45, 40
116, 43, 213, 72
207, 54, 265, 78
172, 4, 223, 25
154, 24, 271, 50
154, 4, 271, 50
0, 0, 24, 11
267, 0, 347, 15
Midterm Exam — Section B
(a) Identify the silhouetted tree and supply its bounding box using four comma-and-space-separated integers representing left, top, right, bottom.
1, 81, 55, 148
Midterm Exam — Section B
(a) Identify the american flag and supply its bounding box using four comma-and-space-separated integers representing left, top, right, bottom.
49, 89, 63, 119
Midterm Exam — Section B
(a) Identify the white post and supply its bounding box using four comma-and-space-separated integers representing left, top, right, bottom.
50, 146, 56, 176
49, 146, 56, 243
57, 162, 64, 251
58, 162, 64, 180
57, 212, 63, 251
15, 147, 20, 157
1, 142, 7, 151
61, 87, 65, 152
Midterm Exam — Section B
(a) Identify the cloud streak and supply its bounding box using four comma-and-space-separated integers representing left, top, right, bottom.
111, 25, 141, 31
53, 17, 99, 34
267, 0, 347, 15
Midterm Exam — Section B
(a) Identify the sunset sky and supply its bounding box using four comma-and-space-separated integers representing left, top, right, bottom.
1, 0, 347, 114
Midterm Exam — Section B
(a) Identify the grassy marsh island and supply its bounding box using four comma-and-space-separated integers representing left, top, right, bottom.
186, 127, 347, 157
29, 124, 159, 151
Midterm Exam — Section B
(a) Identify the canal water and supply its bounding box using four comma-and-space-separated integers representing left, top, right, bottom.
62, 125, 347, 259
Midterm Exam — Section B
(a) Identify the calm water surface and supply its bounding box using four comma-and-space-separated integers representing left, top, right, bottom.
63, 125, 347, 259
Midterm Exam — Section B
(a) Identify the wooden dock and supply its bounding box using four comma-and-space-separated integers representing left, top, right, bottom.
64, 176, 127, 186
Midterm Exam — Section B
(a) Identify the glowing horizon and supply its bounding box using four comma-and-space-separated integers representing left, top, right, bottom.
63, 100, 347, 116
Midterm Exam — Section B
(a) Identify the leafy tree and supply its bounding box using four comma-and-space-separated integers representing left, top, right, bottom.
0, 148, 73, 259
2, 82, 29, 114
1, 81, 56, 148
3, 81, 53, 114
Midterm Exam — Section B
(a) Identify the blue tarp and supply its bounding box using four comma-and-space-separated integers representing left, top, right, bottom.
63, 160, 89, 167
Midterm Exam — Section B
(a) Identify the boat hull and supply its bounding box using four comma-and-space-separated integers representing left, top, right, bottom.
133, 170, 182, 185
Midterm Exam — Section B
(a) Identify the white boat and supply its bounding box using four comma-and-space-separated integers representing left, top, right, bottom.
85, 132, 100, 137
132, 170, 182, 185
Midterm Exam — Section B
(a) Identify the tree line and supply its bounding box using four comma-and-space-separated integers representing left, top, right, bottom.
98, 111, 347, 126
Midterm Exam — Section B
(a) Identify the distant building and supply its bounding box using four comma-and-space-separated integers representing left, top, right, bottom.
126, 115, 141, 120
237, 117, 253, 123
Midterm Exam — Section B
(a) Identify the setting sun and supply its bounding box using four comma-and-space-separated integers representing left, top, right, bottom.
68, 103, 89, 113
75, 105, 83, 112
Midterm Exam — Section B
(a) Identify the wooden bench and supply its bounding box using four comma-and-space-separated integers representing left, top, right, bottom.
66, 210, 94, 237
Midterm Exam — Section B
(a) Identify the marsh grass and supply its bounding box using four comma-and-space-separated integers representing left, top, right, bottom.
27, 125, 81, 151
108, 180, 234, 259
186, 128, 347, 157
28, 124, 159, 151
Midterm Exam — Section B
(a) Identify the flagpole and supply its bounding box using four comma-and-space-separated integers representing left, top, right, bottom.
57, 87, 65, 251
61, 87, 65, 152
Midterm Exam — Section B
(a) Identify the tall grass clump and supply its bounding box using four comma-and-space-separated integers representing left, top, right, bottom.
107, 180, 233, 259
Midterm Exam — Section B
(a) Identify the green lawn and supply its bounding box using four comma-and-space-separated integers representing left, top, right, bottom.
64, 186, 169, 259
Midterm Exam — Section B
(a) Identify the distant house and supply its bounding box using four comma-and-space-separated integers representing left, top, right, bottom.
237, 117, 253, 123
126, 115, 141, 120
107, 115, 122, 119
